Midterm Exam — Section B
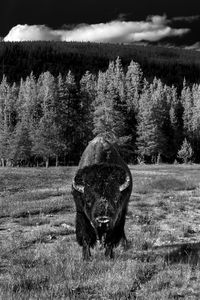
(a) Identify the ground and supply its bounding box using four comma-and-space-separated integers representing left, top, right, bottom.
1, 164, 200, 299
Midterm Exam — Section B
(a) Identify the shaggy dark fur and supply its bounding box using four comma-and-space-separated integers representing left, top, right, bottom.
72, 136, 132, 259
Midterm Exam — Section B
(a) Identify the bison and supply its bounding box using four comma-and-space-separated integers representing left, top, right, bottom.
72, 135, 132, 259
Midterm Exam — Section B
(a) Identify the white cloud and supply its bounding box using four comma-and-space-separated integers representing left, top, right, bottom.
184, 42, 200, 51
4, 16, 190, 43
146, 14, 168, 25
172, 15, 200, 22
129, 27, 189, 42
4, 24, 62, 41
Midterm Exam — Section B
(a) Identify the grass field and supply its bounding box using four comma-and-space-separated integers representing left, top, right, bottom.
1, 164, 200, 299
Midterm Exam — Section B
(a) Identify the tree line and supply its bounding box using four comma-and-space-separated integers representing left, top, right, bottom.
1, 41, 200, 91
0, 57, 199, 167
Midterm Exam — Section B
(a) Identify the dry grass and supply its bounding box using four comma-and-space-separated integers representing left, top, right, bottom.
1, 164, 200, 299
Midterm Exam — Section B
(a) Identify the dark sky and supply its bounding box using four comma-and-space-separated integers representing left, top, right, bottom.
1, 0, 200, 44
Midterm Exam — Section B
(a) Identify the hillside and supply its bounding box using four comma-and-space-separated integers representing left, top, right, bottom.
1, 41, 200, 89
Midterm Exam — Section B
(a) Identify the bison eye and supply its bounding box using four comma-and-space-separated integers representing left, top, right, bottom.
87, 200, 92, 206
85, 198, 92, 207
113, 192, 120, 203
113, 197, 118, 203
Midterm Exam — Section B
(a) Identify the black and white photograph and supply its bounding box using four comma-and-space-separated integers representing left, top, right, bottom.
1, 0, 200, 298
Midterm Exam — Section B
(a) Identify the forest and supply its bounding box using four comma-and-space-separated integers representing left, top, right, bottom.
1, 41, 200, 90
0, 54, 200, 167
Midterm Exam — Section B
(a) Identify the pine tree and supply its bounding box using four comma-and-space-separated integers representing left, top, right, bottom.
169, 85, 183, 159
11, 118, 33, 166
136, 78, 171, 162
181, 80, 193, 138
190, 83, 200, 161
79, 71, 97, 146
11, 73, 38, 165
32, 71, 61, 166
125, 60, 143, 112
58, 70, 83, 164
93, 59, 127, 144
124, 60, 143, 160
136, 81, 158, 162
177, 138, 193, 163
32, 114, 60, 167
0, 76, 17, 166
93, 71, 122, 140
113, 57, 126, 103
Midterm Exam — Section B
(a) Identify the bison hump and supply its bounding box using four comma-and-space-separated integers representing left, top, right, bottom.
78, 137, 123, 168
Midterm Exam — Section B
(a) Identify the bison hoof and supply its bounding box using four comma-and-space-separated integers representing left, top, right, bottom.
121, 237, 131, 251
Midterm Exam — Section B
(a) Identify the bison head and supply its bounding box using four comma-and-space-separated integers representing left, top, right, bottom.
72, 163, 131, 238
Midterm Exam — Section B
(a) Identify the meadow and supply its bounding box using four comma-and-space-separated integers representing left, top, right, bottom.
1, 164, 200, 299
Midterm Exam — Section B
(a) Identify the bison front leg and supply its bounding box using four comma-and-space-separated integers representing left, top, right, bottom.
105, 244, 114, 259
82, 240, 91, 260
121, 230, 130, 250
75, 212, 96, 260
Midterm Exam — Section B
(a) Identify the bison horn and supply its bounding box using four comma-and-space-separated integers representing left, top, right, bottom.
72, 179, 84, 193
119, 173, 130, 192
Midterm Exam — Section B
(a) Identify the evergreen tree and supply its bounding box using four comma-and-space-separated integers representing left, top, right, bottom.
113, 57, 126, 103
181, 80, 193, 138
190, 83, 200, 161
93, 71, 122, 140
79, 71, 97, 146
136, 81, 158, 162
32, 114, 60, 167
11, 74, 38, 165
177, 138, 193, 163
59, 70, 83, 164
11, 118, 33, 166
125, 60, 143, 112
93, 59, 127, 144
136, 78, 171, 162
125, 60, 143, 160
0, 77, 17, 166
169, 85, 183, 159
32, 71, 61, 166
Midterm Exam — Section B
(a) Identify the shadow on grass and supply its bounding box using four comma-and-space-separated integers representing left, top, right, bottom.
163, 242, 200, 266
121, 239, 200, 267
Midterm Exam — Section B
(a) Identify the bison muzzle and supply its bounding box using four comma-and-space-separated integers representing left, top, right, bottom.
72, 136, 132, 259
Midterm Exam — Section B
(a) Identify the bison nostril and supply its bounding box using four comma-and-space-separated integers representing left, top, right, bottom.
96, 216, 110, 224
